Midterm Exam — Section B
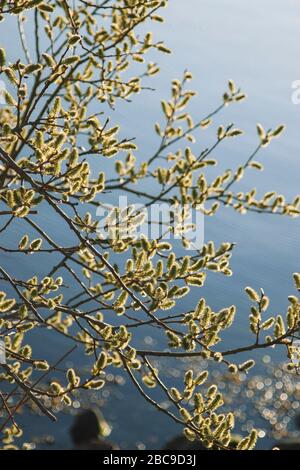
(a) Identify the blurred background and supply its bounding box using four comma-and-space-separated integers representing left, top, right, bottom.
1, 0, 300, 450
